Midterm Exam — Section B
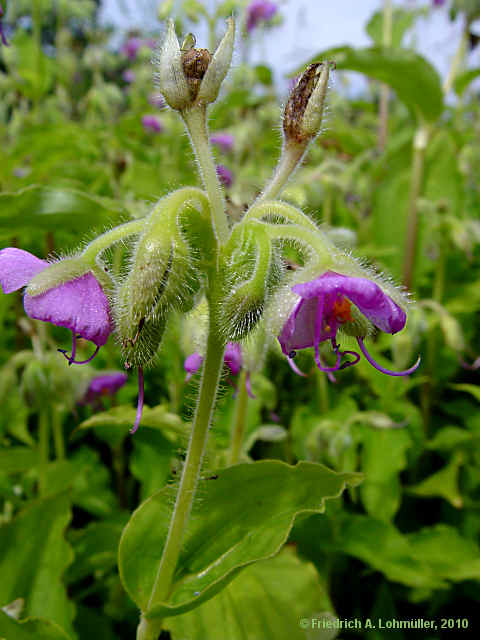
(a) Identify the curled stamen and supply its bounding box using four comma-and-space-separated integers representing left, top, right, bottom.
58, 340, 100, 366
356, 337, 421, 377
130, 367, 144, 434
339, 349, 361, 370
315, 340, 342, 372
287, 357, 307, 377
58, 332, 77, 365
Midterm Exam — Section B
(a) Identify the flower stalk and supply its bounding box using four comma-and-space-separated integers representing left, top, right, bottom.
229, 369, 249, 465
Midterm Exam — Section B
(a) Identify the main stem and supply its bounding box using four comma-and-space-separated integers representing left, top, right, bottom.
229, 370, 249, 465
255, 141, 306, 206
402, 125, 429, 290
138, 318, 225, 639
182, 106, 229, 244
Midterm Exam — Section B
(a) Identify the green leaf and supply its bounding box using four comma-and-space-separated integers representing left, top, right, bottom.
166, 548, 333, 640
359, 426, 412, 521
0, 186, 123, 234
453, 67, 480, 96
366, 8, 426, 48
450, 383, 480, 403
119, 461, 360, 618
407, 452, 464, 508
297, 46, 443, 122
0, 611, 71, 640
427, 426, 474, 451
0, 447, 37, 474
76, 404, 186, 448
0, 494, 75, 636
130, 430, 178, 500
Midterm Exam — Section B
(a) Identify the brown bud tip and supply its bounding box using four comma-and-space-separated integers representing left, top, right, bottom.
182, 48, 212, 99
283, 63, 328, 144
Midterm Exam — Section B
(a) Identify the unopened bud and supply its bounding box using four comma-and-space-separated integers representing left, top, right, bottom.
283, 62, 331, 144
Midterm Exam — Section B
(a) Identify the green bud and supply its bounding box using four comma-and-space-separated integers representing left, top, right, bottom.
155, 19, 234, 111
283, 62, 331, 145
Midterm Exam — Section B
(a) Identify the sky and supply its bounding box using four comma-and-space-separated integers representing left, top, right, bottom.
99, 0, 478, 91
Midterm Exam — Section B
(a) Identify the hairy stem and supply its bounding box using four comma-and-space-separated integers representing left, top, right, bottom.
255, 141, 306, 205
402, 125, 429, 290
229, 370, 249, 465
182, 106, 229, 244
243, 200, 318, 231
137, 315, 226, 640
82, 219, 144, 262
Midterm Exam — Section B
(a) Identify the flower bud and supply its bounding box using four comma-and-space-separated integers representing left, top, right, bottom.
155, 19, 234, 111
283, 62, 331, 145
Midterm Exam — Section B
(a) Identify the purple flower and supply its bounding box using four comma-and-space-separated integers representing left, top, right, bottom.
279, 271, 420, 377
0, 2, 8, 47
224, 342, 243, 376
0, 248, 113, 364
141, 114, 164, 134
121, 37, 143, 60
246, 1, 278, 33
216, 165, 233, 188
432, 0, 445, 6
82, 371, 128, 406
210, 133, 235, 153
184, 352, 204, 382
122, 69, 136, 84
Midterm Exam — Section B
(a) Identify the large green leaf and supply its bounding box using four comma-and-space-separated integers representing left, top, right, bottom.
166, 548, 334, 640
0, 611, 71, 640
366, 8, 426, 48
0, 186, 124, 234
119, 461, 360, 619
0, 494, 75, 636
296, 46, 443, 122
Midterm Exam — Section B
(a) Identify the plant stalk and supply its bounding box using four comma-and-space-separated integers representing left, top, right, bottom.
38, 410, 50, 495
52, 407, 65, 461
255, 141, 306, 205
377, 0, 392, 151
229, 370, 249, 465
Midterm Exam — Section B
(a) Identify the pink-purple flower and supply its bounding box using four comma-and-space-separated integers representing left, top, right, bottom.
122, 69, 136, 84
246, 1, 278, 33
141, 114, 164, 134
216, 165, 233, 188
82, 371, 128, 406
210, 133, 235, 153
121, 37, 143, 60
278, 271, 420, 377
0, 248, 113, 364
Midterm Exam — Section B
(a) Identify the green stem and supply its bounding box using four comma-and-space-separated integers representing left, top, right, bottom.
323, 186, 333, 226
255, 141, 306, 206
137, 318, 226, 639
38, 410, 50, 495
243, 200, 318, 231
402, 125, 429, 290
316, 370, 329, 414
229, 370, 249, 465
377, 0, 392, 151
81, 219, 144, 262
182, 106, 229, 244
52, 407, 65, 461
443, 21, 469, 95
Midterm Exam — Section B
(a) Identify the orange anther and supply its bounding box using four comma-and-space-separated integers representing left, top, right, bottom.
332, 297, 353, 323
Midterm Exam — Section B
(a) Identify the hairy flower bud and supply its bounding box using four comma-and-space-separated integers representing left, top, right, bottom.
155, 19, 234, 111
283, 62, 331, 144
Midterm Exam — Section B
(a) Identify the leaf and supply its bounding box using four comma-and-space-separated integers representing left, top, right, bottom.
407, 452, 464, 508
0, 494, 75, 636
296, 46, 443, 122
366, 8, 426, 48
0, 611, 71, 640
358, 426, 412, 521
453, 67, 480, 96
0, 186, 123, 234
130, 430, 178, 500
427, 426, 474, 451
0, 447, 37, 474
166, 548, 334, 640
76, 404, 186, 448
119, 461, 360, 618
450, 383, 480, 403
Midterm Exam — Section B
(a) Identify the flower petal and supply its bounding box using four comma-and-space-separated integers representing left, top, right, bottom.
24, 272, 112, 345
0, 248, 47, 293
292, 271, 406, 335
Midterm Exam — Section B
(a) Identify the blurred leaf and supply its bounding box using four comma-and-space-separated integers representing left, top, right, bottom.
166, 548, 333, 640
0, 186, 123, 234
407, 452, 464, 508
451, 383, 480, 403
359, 426, 411, 521
254, 65, 273, 86
0, 611, 70, 640
453, 67, 480, 95
366, 8, 426, 48
244, 425, 287, 452
296, 46, 443, 122
119, 461, 360, 618
1, 32, 54, 100
130, 430, 178, 500
0, 447, 37, 474
0, 493, 75, 636
427, 426, 474, 451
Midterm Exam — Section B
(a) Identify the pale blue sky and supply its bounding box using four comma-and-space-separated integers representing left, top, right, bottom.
99, 0, 478, 90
